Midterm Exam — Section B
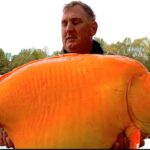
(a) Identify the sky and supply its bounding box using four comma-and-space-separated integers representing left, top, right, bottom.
0, 0, 150, 148
0, 0, 150, 55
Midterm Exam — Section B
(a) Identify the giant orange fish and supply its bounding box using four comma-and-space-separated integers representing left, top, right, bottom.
0, 53, 149, 149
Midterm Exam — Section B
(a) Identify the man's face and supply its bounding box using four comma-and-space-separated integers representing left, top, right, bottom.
61, 5, 96, 53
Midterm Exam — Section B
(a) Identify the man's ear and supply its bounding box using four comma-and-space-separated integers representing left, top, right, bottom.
90, 21, 98, 36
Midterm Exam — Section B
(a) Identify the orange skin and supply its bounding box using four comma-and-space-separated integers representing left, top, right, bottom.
0, 54, 149, 148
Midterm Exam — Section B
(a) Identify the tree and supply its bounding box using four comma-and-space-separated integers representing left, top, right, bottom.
10, 48, 49, 70
50, 50, 63, 56
95, 37, 150, 70
0, 49, 10, 74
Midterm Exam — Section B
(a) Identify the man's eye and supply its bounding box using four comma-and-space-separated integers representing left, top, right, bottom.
72, 19, 81, 25
62, 21, 67, 27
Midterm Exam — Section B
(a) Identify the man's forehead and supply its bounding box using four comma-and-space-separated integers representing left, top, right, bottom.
62, 15, 82, 21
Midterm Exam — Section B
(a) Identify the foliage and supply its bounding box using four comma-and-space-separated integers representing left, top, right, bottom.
50, 50, 63, 56
95, 37, 150, 71
0, 48, 50, 74
9, 48, 49, 71
0, 49, 11, 74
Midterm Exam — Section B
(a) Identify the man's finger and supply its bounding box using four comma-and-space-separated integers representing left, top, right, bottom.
5, 137, 15, 148
0, 128, 5, 146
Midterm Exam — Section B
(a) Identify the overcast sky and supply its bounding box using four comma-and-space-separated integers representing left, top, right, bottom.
0, 0, 150, 55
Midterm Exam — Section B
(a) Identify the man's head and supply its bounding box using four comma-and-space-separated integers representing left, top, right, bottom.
61, 1, 98, 53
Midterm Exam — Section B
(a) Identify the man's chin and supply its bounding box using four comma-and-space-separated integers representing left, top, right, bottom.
66, 44, 77, 52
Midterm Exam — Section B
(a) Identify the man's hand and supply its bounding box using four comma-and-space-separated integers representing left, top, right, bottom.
111, 131, 146, 149
0, 128, 15, 148
111, 131, 130, 149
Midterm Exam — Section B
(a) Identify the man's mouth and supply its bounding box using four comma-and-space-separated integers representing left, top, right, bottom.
66, 36, 76, 41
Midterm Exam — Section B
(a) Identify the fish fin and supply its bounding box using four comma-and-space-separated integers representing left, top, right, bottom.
129, 128, 141, 149
125, 125, 141, 149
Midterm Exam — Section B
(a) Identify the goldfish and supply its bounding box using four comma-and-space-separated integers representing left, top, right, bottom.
0, 53, 149, 149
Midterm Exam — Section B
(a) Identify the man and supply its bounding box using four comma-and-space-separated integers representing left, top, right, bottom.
61, 1, 103, 54
0, 1, 145, 149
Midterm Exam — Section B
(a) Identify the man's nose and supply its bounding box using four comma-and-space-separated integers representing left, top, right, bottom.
66, 22, 74, 32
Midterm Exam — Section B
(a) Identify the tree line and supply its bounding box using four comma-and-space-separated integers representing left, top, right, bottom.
0, 36, 150, 75
97, 37, 150, 71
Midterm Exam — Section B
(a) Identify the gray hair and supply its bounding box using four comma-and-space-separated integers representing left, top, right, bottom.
63, 1, 96, 21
